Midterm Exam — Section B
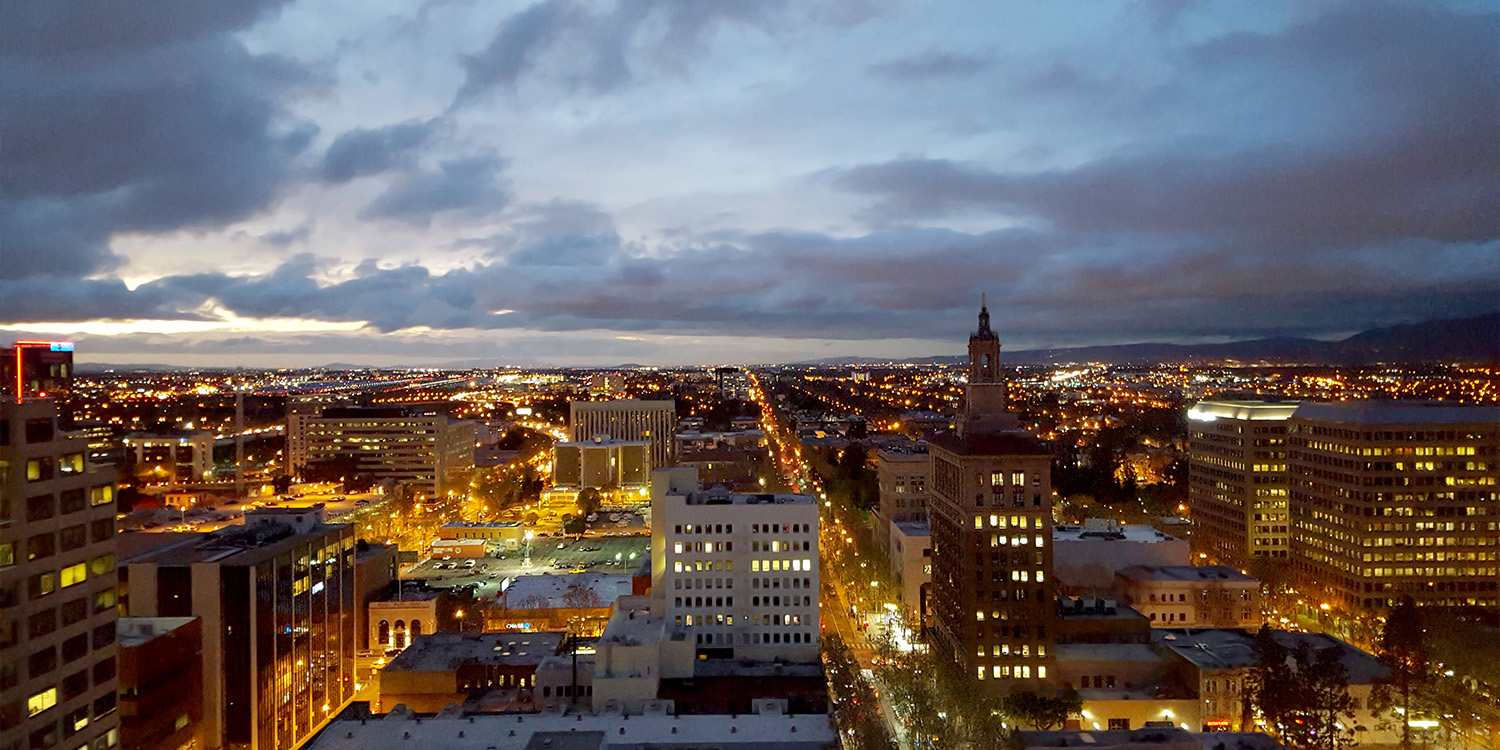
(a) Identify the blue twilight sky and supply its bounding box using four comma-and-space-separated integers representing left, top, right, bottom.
1, 0, 1497, 367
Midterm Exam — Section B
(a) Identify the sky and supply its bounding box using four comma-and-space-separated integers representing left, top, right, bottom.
2, 0, 1497, 367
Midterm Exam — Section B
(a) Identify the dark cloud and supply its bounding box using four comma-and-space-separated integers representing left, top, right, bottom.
259, 221, 314, 247
453, 0, 885, 103
321, 120, 439, 183
359, 154, 512, 227
868, 49, 991, 81
0, 0, 315, 280
838, 3, 1500, 253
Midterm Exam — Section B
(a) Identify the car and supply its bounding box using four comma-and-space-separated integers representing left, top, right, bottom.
555, 542, 566, 550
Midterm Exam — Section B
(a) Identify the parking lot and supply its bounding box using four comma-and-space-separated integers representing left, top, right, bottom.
405, 534, 650, 599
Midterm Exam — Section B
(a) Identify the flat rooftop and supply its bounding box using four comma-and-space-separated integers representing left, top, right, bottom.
500, 573, 633, 610
1054, 525, 1182, 544
1291, 400, 1500, 427
117, 616, 197, 648
929, 430, 1048, 457
384, 631, 566, 673
1016, 729, 1282, 750
1154, 628, 1387, 682
1117, 565, 1256, 583
119, 522, 349, 567
1188, 400, 1300, 422
678, 490, 815, 506
441, 521, 524, 529
306, 711, 836, 750
893, 520, 931, 538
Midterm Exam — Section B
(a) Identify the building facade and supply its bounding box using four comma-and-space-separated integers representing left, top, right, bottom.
120, 512, 357, 750
929, 303, 1056, 690
118, 617, 203, 750
552, 437, 652, 489
289, 407, 475, 500
874, 446, 930, 553
1187, 400, 1299, 568
1287, 401, 1500, 612
1, 399, 121, 750
570, 400, 676, 468
1113, 565, 1261, 630
649, 467, 819, 662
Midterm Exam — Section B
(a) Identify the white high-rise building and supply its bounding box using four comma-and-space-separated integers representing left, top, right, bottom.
648, 468, 819, 662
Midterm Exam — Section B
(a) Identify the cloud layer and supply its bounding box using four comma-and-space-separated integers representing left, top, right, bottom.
2, 0, 1496, 365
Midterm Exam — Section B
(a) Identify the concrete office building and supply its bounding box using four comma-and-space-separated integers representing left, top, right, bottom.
889, 520, 932, 624
117, 617, 202, 750
650, 467, 820, 662
1113, 565, 1261, 630
1, 399, 121, 750
1286, 401, 1500, 612
553, 437, 652, 489
4, 342, 76, 425
119, 508, 357, 750
873, 446, 929, 554
1186, 400, 1299, 568
570, 400, 676, 467
1051, 520, 1191, 595
289, 406, 475, 500
122, 432, 217, 485
929, 302, 1057, 690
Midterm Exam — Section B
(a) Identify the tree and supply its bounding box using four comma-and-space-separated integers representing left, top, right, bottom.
1370, 597, 1431, 750
563, 516, 588, 536
577, 487, 603, 516
1253, 631, 1357, 750
1001, 689, 1082, 730
272, 475, 292, 494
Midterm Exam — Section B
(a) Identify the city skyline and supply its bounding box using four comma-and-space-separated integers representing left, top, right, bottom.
3, 0, 1498, 367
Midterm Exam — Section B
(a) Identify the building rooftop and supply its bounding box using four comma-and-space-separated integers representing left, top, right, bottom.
1154, 629, 1388, 683
1054, 523, 1182, 544
929, 430, 1048, 457
1290, 400, 1500, 427
118, 520, 348, 567
1188, 400, 1300, 422
1116, 565, 1256, 584
524, 732, 606, 750
500, 574, 633, 610
1057, 596, 1144, 621
441, 521, 524, 530
305, 710, 835, 750
1056, 643, 1164, 664
384, 631, 566, 673
686, 659, 825, 679
1014, 729, 1283, 750
876, 445, 929, 461
676, 488, 815, 506
893, 520, 931, 538
117, 616, 197, 648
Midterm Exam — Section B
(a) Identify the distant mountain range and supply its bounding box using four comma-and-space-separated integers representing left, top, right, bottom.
70, 312, 1498, 372
792, 312, 1500, 367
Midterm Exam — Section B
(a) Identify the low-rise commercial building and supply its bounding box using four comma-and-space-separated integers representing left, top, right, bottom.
1114, 566, 1261, 630
888, 520, 931, 624
376, 631, 564, 713
1053, 520, 1190, 595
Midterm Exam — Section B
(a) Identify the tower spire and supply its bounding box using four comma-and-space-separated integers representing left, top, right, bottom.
976, 294, 993, 337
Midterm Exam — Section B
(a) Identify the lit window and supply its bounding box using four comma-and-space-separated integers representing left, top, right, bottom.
28, 687, 57, 716
61, 562, 87, 588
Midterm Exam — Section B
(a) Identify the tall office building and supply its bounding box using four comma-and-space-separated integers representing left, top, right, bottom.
1287, 401, 1500, 613
929, 302, 1056, 689
119, 508, 357, 750
1, 398, 121, 750
649, 467, 820, 662
1186, 400, 1299, 568
571, 400, 676, 467
288, 406, 475, 500
4, 342, 77, 426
